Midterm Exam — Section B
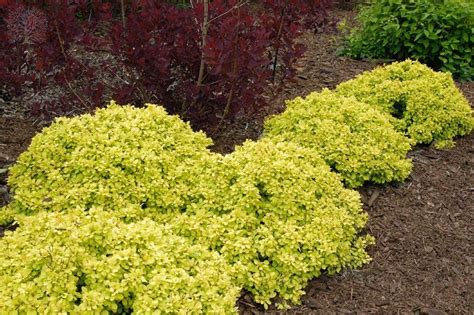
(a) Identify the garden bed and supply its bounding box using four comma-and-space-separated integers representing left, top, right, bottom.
1, 7, 473, 314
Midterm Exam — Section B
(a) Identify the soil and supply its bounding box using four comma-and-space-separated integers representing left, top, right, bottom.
1, 6, 473, 314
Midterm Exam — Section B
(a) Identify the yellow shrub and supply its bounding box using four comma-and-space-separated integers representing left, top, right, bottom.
222, 140, 373, 307
264, 89, 413, 187
194, 140, 372, 307
0, 208, 240, 314
336, 60, 474, 148
1, 102, 218, 224
0, 104, 374, 311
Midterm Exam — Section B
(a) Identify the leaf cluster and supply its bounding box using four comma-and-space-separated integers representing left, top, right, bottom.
0, 209, 240, 314
342, 0, 474, 80
5, 103, 215, 217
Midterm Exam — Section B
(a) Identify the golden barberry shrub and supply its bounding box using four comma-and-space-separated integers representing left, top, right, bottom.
1, 102, 219, 224
0, 104, 374, 311
336, 60, 474, 148
0, 208, 240, 314
164, 140, 374, 307
264, 90, 413, 187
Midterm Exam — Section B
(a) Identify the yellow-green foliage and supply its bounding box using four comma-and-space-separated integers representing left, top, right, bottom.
163, 140, 373, 307
216, 140, 373, 306
1, 102, 218, 224
0, 208, 239, 314
336, 60, 474, 148
264, 90, 413, 187
0, 104, 373, 311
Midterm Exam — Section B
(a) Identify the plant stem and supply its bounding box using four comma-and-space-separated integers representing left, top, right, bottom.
196, 0, 209, 88
272, 7, 286, 83
120, 0, 126, 28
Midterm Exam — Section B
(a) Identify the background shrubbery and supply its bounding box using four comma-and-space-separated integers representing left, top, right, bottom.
343, 0, 474, 80
0, 0, 333, 127
264, 61, 472, 188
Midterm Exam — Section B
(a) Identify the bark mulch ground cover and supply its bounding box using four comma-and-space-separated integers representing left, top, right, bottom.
0, 7, 473, 314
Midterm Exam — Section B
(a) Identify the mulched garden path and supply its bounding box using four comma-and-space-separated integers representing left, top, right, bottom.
1, 6, 473, 314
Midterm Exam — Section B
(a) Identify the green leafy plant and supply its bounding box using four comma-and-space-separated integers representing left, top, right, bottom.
264, 89, 413, 187
336, 60, 474, 148
342, 0, 474, 80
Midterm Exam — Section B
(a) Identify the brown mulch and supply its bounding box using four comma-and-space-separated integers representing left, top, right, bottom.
1, 6, 473, 313
0, 116, 39, 237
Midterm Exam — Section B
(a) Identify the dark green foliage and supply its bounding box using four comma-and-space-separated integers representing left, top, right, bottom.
343, 0, 474, 80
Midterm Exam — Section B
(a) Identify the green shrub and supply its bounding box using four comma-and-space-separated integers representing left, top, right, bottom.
0, 102, 219, 224
343, 0, 474, 80
264, 90, 413, 187
0, 208, 240, 314
336, 60, 474, 148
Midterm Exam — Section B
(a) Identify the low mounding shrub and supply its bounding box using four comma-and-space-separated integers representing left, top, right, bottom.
0, 105, 374, 311
342, 0, 474, 80
177, 139, 374, 307
264, 90, 413, 187
336, 60, 474, 148
0, 208, 240, 314
0, 102, 218, 224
